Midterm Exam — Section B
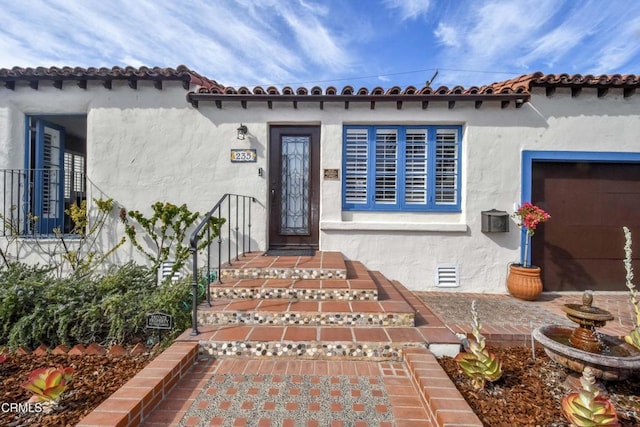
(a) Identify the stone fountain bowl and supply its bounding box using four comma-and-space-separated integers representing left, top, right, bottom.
533, 325, 640, 381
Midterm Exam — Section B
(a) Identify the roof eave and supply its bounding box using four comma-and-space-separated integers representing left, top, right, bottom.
186, 92, 531, 110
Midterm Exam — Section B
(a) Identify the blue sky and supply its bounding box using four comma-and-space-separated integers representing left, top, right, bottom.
1, 0, 639, 90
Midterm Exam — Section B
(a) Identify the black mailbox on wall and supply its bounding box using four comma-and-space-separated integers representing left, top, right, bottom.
481, 209, 509, 233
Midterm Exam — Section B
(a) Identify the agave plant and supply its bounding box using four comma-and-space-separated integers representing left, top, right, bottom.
561, 367, 620, 427
21, 366, 74, 402
622, 227, 640, 350
454, 300, 502, 390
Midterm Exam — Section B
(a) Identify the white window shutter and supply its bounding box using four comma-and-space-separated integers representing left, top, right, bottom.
405, 129, 428, 204
435, 129, 459, 205
344, 129, 369, 204
375, 129, 397, 203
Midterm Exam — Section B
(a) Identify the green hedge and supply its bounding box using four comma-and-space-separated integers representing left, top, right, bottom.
0, 262, 196, 349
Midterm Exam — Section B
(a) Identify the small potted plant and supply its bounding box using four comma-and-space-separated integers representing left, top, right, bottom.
507, 202, 551, 300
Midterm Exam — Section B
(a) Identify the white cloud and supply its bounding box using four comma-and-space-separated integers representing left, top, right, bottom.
383, 0, 431, 21
1, 0, 639, 90
434, 23, 460, 48
463, 0, 555, 61
0, 0, 355, 87
278, 4, 352, 73
592, 16, 640, 73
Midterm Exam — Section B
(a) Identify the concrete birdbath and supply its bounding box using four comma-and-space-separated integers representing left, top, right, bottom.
533, 292, 640, 381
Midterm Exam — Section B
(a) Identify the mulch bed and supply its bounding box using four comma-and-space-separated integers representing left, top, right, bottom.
438, 346, 640, 427
0, 351, 155, 426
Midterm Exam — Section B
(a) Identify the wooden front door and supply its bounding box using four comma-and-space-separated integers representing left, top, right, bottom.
268, 126, 320, 249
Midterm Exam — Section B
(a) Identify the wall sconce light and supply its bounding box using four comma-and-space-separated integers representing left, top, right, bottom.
237, 124, 248, 140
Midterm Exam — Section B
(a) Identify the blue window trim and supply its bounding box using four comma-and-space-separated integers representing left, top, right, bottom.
520, 150, 640, 264
342, 125, 462, 212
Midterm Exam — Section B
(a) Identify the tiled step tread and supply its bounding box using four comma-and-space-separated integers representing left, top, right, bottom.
208, 278, 378, 301
200, 340, 407, 360
183, 322, 458, 359
200, 299, 415, 314
190, 324, 431, 344
219, 251, 347, 280
197, 299, 415, 327
193, 324, 432, 360
344, 260, 370, 280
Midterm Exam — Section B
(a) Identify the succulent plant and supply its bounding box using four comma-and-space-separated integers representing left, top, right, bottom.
622, 227, 640, 351
561, 367, 620, 427
21, 366, 74, 402
454, 300, 502, 390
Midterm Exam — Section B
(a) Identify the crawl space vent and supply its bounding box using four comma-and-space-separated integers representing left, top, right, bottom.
157, 261, 182, 284
435, 264, 459, 288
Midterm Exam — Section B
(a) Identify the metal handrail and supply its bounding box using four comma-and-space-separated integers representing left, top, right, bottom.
189, 193, 255, 335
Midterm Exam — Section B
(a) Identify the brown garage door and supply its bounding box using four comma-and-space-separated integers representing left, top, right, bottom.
531, 161, 640, 291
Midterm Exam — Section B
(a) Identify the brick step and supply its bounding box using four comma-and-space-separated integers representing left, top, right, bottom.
208, 278, 378, 301
197, 299, 415, 327
219, 251, 347, 280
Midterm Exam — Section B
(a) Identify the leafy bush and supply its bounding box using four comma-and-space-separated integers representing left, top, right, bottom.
0, 262, 196, 349
121, 201, 224, 272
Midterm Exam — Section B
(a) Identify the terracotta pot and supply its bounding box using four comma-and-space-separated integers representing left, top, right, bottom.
507, 264, 543, 301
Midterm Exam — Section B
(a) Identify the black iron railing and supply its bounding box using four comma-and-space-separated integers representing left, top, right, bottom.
1, 168, 86, 236
189, 194, 256, 335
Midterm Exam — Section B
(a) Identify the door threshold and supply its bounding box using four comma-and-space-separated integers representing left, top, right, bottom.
264, 248, 317, 257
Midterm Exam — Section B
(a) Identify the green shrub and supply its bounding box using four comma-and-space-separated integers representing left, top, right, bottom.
0, 262, 196, 349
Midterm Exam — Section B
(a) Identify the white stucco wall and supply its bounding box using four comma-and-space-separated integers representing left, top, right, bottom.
1, 82, 639, 292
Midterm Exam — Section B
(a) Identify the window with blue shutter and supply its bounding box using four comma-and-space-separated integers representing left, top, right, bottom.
342, 125, 461, 212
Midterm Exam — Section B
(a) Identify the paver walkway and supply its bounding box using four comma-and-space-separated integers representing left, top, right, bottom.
144, 359, 430, 427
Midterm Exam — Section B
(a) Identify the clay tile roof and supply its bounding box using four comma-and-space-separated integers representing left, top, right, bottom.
7, 66, 637, 103
182, 70, 640, 109
417, 87, 434, 95
386, 86, 402, 95
434, 86, 450, 95
341, 86, 354, 95
482, 72, 640, 93
481, 72, 543, 94
0, 65, 223, 91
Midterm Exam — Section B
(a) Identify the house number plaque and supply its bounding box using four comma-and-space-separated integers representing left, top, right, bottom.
230, 149, 257, 163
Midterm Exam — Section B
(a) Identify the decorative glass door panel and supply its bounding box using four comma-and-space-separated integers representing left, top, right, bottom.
280, 136, 310, 235
269, 126, 320, 249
